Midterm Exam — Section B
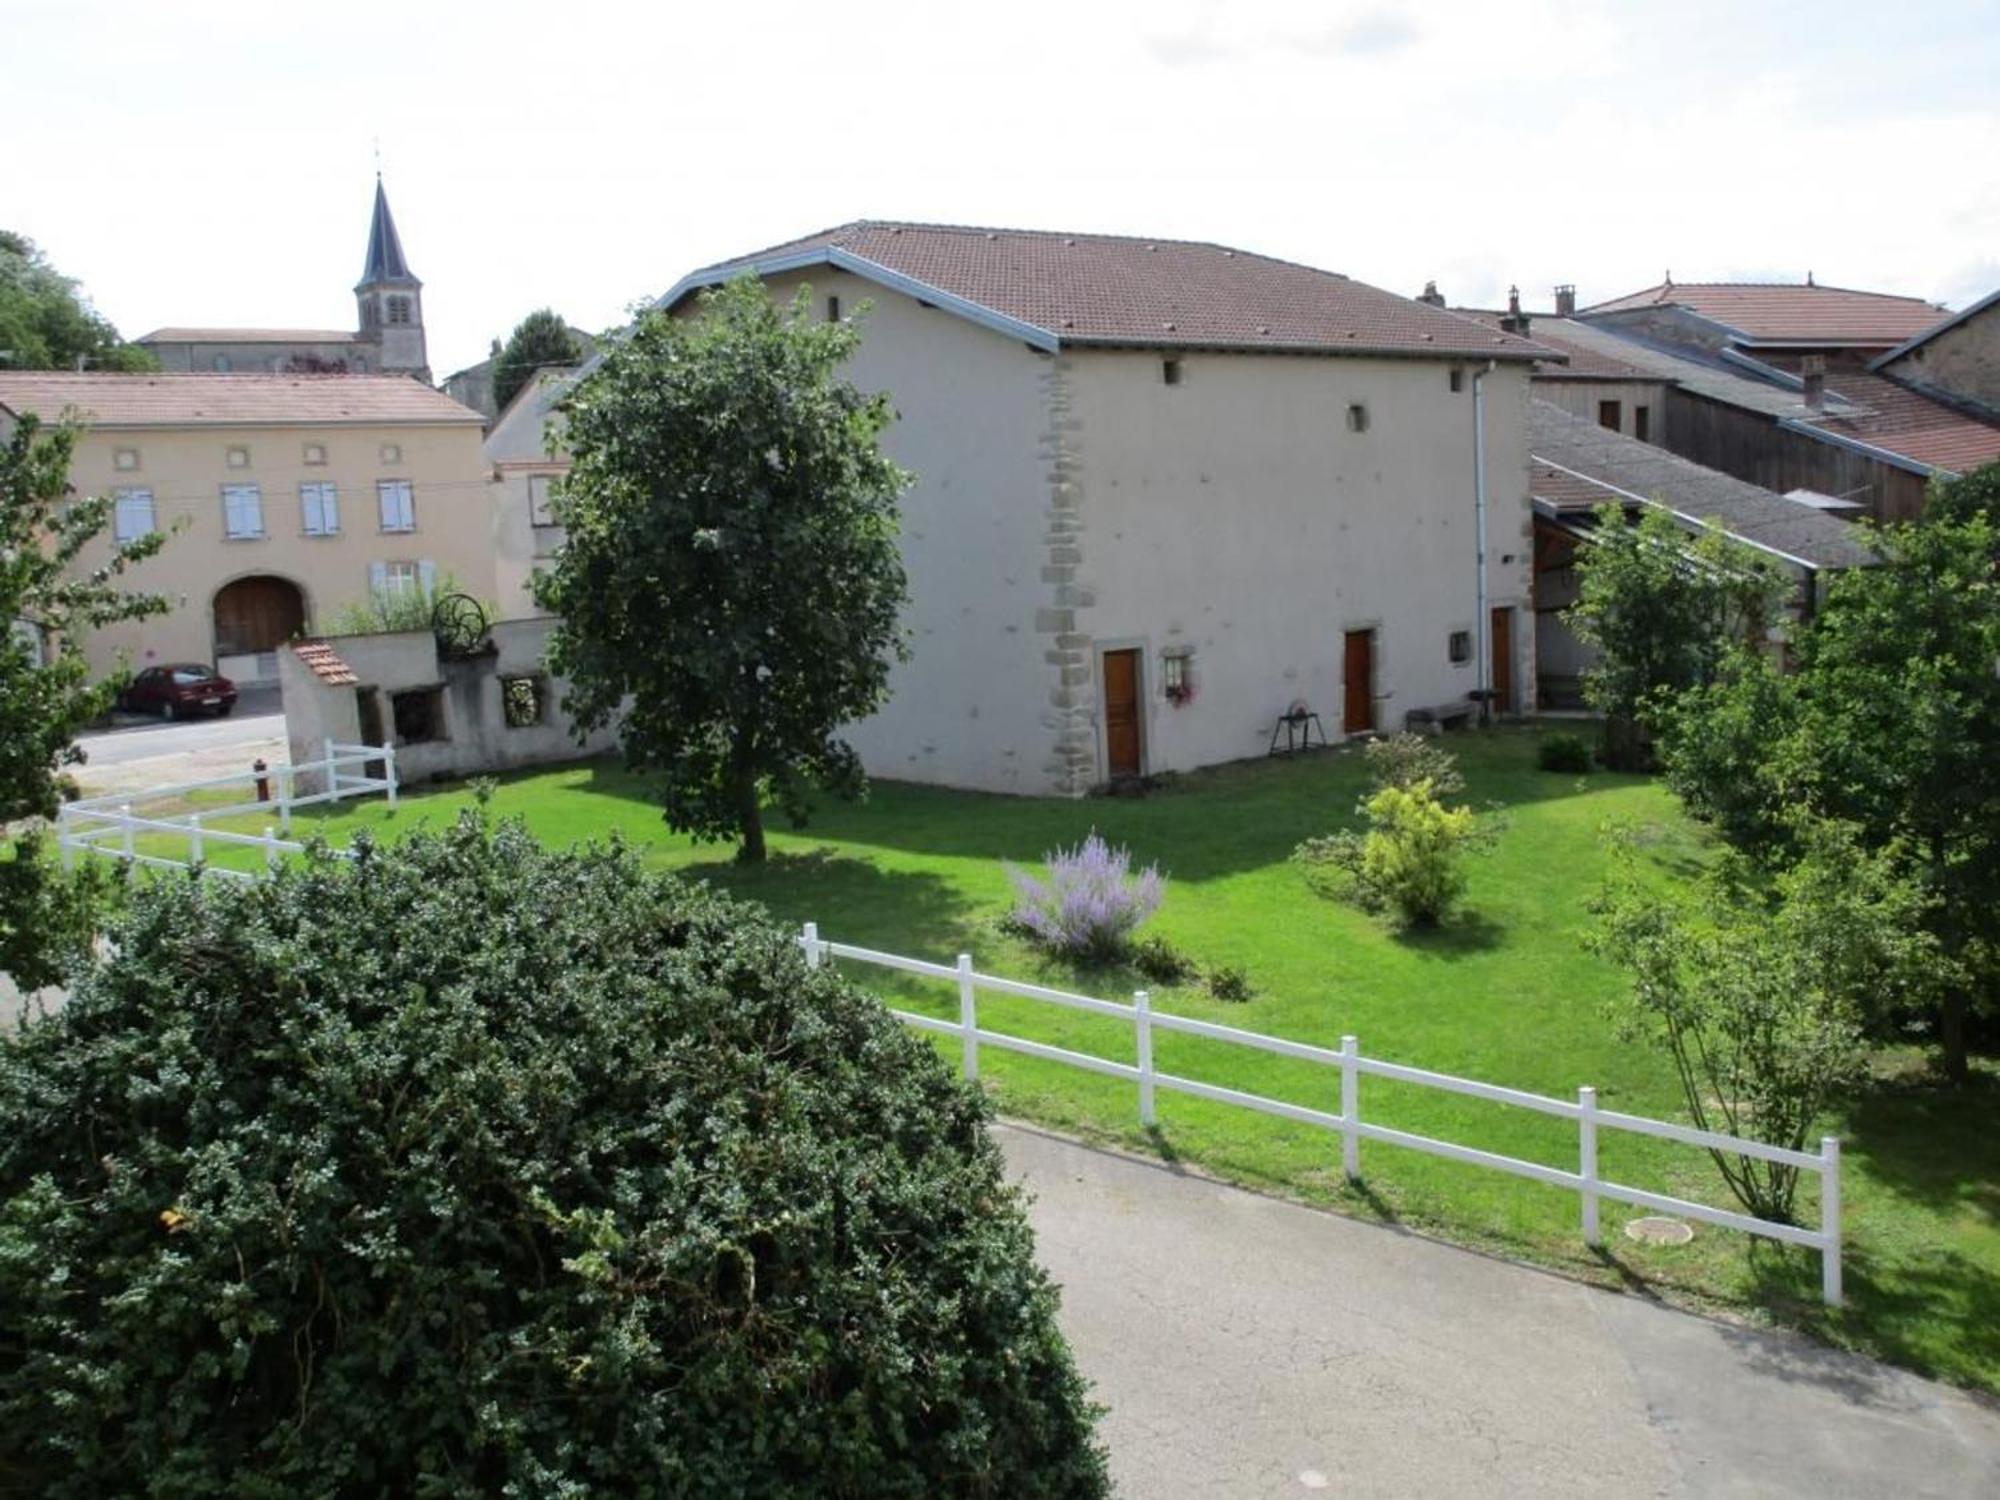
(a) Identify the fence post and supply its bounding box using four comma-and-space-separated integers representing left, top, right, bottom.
58, 809, 74, 871
324, 737, 337, 800
958, 954, 979, 1082
801, 921, 820, 969
1579, 1086, 1601, 1247
263, 824, 280, 873
1821, 1136, 1843, 1307
1341, 1034, 1360, 1182
277, 764, 292, 835
384, 742, 399, 810
1135, 989, 1156, 1127
189, 812, 204, 866
120, 804, 136, 866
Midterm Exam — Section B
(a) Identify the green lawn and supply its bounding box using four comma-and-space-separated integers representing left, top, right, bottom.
150, 729, 2000, 1392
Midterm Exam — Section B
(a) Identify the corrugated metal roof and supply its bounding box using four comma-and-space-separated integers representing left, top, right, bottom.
1529, 400, 1876, 570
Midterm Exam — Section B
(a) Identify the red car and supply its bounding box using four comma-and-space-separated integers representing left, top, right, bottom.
119, 663, 239, 720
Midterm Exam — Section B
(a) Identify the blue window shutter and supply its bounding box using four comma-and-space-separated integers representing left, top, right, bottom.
369, 561, 389, 597
418, 559, 437, 598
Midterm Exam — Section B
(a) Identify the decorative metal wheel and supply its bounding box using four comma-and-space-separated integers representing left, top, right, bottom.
431, 592, 490, 656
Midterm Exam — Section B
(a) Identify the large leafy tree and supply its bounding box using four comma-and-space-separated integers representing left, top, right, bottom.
0, 812, 1110, 1494
0, 232, 156, 372
1, 417, 167, 986
1564, 502, 1785, 769
491, 307, 583, 415
1658, 465, 2000, 1081
537, 278, 910, 863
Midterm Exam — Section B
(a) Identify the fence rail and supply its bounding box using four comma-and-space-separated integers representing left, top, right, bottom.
58, 739, 397, 881
800, 923, 1844, 1305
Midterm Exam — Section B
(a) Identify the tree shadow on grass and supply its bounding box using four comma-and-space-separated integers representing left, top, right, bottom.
557, 731, 1674, 884
1840, 1066, 2000, 1228
1729, 1239, 2000, 1401
672, 846, 982, 959
1388, 909, 1508, 958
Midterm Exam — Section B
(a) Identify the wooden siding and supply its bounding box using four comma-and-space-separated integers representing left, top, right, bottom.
1663, 391, 1928, 523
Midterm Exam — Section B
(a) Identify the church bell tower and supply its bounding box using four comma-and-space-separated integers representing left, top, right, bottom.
355, 176, 429, 382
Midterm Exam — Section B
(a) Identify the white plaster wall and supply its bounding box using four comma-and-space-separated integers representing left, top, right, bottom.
1067, 351, 1537, 779
754, 269, 1061, 795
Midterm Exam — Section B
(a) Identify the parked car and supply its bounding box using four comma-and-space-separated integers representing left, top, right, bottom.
119, 663, 239, 720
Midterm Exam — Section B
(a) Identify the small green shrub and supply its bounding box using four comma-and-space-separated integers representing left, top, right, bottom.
1204, 965, 1254, 1003
1358, 780, 1480, 927
1537, 733, 1593, 773
1363, 731, 1465, 797
1131, 932, 1197, 985
0, 813, 1107, 1497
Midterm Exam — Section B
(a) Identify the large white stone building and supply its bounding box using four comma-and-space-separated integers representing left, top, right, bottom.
643, 223, 1549, 797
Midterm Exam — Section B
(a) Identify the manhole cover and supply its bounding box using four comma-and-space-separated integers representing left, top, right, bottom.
1625, 1215, 1694, 1245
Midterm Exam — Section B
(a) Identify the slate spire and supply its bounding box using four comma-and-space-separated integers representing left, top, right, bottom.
359, 175, 416, 286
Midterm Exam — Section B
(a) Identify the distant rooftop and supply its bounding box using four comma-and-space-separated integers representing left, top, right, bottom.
1529, 399, 1876, 570
0, 372, 482, 428
137, 328, 360, 345
1581, 280, 1944, 346
668, 220, 1556, 362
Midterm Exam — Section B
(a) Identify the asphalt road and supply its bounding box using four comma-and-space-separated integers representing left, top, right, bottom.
999, 1122, 2000, 1499
69, 686, 286, 796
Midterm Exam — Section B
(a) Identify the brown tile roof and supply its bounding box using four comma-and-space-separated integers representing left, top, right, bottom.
0, 373, 483, 429
137, 327, 362, 344
1457, 312, 1654, 378
1581, 281, 1944, 345
1806, 371, 2000, 475
290, 640, 358, 686
672, 221, 1553, 362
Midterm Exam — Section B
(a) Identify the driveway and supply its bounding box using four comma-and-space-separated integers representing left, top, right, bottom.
999, 1122, 2000, 1499
70, 684, 287, 798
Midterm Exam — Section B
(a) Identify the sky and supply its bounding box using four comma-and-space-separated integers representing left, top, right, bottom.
9, 0, 2000, 381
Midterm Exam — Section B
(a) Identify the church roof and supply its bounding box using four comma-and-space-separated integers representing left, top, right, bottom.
360, 176, 416, 285
137, 327, 360, 345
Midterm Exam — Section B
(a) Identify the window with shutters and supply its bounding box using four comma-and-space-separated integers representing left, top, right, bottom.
378, 480, 415, 533
222, 484, 264, 539
300, 482, 339, 537
376, 559, 421, 597
113, 488, 155, 543
386, 296, 412, 326
528, 474, 559, 528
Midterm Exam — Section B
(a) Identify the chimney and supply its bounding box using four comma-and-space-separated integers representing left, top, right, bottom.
1801, 353, 1826, 410
1507, 285, 1521, 317
1417, 279, 1445, 307
1553, 284, 1576, 317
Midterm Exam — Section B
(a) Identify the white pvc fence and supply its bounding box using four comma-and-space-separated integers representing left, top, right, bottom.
57, 739, 397, 882
799, 923, 1844, 1306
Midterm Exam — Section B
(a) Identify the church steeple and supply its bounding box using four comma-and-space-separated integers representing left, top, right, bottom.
360, 175, 414, 285
354, 175, 429, 382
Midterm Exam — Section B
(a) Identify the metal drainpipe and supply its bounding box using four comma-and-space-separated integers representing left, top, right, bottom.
1472, 361, 1495, 724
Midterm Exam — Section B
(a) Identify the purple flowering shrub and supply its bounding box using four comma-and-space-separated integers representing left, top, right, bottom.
1006, 832, 1166, 962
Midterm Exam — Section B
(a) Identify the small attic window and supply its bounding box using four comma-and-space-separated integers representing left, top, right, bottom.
1346, 402, 1370, 433
1163, 358, 1183, 387
826, 294, 841, 322
1449, 367, 1464, 393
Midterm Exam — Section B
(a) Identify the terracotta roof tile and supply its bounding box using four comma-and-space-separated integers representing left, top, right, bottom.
291, 640, 358, 686
1807, 371, 2000, 475
677, 221, 1552, 361
1457, 312, 1650, 378
1581, 282, 1944, 345
0, 373, 483, 428
137, 327, 361, 344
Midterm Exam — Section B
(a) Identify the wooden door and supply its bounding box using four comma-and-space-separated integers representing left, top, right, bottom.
1342, 630, 1374, 734
1490, 607, 1514, 715
213, 576, 305, 657
1103, 648, 1142, 777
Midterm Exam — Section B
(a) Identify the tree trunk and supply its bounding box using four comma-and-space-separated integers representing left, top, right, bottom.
1940, 987, 1969, 1085
733, 765, 766, 865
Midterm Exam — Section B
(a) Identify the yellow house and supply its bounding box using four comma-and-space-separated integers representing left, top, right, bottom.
0, 372, 493, 685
